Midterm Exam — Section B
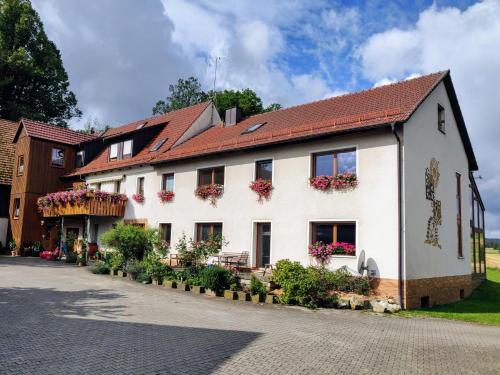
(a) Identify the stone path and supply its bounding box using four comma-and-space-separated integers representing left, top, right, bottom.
0, 256, 499, 374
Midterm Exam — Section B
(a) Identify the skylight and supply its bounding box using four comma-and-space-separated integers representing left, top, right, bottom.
241, 123, 264, 135
150, 138, 167, 152
136, 121, 148, 130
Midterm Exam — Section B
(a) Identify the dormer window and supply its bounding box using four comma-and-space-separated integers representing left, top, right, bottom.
109, 139, 133, 161
76, 151, 85, 167
438, 104, 445, 133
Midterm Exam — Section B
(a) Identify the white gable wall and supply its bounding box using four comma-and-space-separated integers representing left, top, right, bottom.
403, 81, 472, 280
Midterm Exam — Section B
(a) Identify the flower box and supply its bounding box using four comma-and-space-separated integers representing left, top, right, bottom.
132, 193, 144, 203
191, 285, 205, 295
163, 280, 177, 289
308, 241, 356, 264
152, 278, 161, 286
194, 184, 224, 205
157, 190, 175, 203
224, 290, 237, 300
205, 288, 222, 297
237, 291, 250, 301
117, 270, 127, 278
177, 282, 190, 291
37, 189, 127, 214
265, 294, 276, 304
249, 179, 273, 202
309, 173, 358, 191
109, 269, 117, 277
309, 175, 333, 190
251, 294, 263, 303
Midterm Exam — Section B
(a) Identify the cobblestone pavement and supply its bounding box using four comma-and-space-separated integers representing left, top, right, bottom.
0, 257, 499, 375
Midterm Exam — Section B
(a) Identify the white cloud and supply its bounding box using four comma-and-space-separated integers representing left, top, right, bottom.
360, 0, 500, 236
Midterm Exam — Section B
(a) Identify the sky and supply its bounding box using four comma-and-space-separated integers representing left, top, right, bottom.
31, 0, 500, 237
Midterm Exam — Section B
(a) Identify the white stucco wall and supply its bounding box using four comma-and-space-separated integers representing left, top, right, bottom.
86, 131, 400, 279
403, 82, 472, 279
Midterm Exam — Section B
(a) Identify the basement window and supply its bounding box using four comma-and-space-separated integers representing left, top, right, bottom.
241, 123, 264, 135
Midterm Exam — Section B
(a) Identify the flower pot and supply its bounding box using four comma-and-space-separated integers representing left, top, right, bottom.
224, 290, 237, 300
177, 282, 190, 291
117, 270, 127, 278
191, 285, 205, 295
109, 269, 117, 277
152, 278, 161, 286
237, 291, 250, 301
163, 280, 177, 289
251, 294, 263, 303
265, 294, 276, 304
205, 288, 222, 297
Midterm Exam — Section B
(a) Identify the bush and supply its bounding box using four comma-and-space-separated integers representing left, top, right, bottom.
176, 233, 228, 270
100, 223, 160, 261
142, 251, 174, 282
90, 261, 109, 275
198, 265, 233, 293
124, 258, 144, 280
135, 271, 151, 283
324, 268, 371, 295
250, 275, 266, 297
65, 251, 77, 263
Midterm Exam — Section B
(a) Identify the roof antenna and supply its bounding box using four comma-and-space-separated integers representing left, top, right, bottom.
211, 56, 221, 125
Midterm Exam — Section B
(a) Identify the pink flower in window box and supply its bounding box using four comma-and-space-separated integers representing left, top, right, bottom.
309, 175, 333, 190
332, 173, 358, 190
249, 179, 273, 202
132, 193, 144, 203
194, 184, 224, 206
157, 190, 175, 203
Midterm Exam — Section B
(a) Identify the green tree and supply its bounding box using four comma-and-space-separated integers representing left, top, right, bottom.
80, 117, 110, 135
0, 0, 81, 126
100, 223, 159, 261
152, 76, 207, 115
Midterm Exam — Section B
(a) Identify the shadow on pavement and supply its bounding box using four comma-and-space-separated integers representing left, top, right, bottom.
0, 286, 261, 374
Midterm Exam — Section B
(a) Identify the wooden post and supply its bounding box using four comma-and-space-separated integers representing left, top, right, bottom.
59, 216, 64, 259
84, 215, 90, 264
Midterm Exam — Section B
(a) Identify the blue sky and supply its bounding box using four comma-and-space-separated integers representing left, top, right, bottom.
32, 0, 500, 236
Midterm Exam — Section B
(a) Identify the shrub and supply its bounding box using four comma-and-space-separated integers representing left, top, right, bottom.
142, 251, 174, 282
324, 268, 371, 295
198, 265, 233, 293
124, 258, 144, 280
249, 275, 267, 297
176, 232, 228, 270
90, 261, 109, 275
100, 223, 160, 261
135, 271, 151, 283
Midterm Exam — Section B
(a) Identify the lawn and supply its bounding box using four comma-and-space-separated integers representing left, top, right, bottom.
486, 248, 500, 269
400, 268, 500, 326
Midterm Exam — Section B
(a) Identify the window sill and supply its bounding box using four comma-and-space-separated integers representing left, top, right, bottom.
330, 255, 356, 258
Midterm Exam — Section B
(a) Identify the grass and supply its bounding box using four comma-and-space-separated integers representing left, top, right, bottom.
486, 248, 500, 269
400, 268, 500, 326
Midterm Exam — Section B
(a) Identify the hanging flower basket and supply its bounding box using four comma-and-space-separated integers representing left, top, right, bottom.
249, 179, 273, 202
132, 193, 145, 203
309, 175, 333, 190
332, 173, 358, 190
157, 190, 175, 203
195, 184, 224, 206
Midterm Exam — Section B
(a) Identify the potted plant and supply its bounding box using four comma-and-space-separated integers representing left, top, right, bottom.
332, 172, 358, 190
124, 259, 143, 280
190, 279, 205, 295
250, 275, 267, 303
8, 240, 18, 257
237, 290, 250, 301
194, 184, 224, 206
163, 276, 177, 289
224, 283, 238, 300
249, 179, 273, 202
32, 241, 43, 257
157, 191, 175, 203
198, 265, 232, 297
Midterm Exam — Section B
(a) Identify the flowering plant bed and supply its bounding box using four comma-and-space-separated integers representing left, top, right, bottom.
132, 193, 145, 203
249, 179, 273, 201
37, 189, 127, 211
308, 241, 356, 264
194, 184, 224, 205
157, 190, 175, 203
310, 173, 357, 191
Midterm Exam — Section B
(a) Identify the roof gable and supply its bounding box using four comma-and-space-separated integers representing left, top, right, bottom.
14, 119, 97, 146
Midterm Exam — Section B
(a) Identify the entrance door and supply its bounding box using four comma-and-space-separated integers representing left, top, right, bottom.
256, 223, 271, 268
66, 228, 80, 252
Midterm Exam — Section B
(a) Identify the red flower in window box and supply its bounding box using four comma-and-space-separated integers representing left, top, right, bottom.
132, 193, 144, 203
308, 241, 356, 265
249, 179, 273, 202
309, 175, 333, 190
157, 190, 175, 203
332, 173, 358, 190
194, 184, 224, 206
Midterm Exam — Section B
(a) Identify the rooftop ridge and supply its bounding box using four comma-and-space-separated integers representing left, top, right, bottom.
21, 118, 98, 139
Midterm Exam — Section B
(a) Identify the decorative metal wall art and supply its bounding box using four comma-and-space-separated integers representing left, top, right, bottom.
425, 158, 442, 248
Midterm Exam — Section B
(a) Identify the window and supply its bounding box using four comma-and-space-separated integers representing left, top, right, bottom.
196, 222, 222, 242
17, 155, 24, 175
159, 223, 172, 244
312, 149, 356, 177
109, 139, 133, 161
114, 180, 121, 193
161, 173, 174, 191
311, 222, 356, 248
241, 123, 264, 134
198, 166, 224, 186
438, 104, 445, 133
51, 148, 65, 167
76, 151, 85, 167
151, 138, 167, 152
255, 159, 272, 181
137, 177, 144, 195
456, 173, 463, 258
13, 198, 20, 219
95, 182, 102, 191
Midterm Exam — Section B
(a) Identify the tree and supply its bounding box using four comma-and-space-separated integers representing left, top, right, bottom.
0, 0, 81, 126
152, 76, 206, 115
80, 117, 110, 135
152, 76, 282, 119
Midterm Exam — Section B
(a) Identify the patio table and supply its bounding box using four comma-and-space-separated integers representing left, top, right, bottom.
214, 253, 241, 266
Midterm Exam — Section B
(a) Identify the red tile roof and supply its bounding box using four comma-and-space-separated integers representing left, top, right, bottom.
0, 119, 18, 185
68, 71, 477, 176
154, 71, 447, 162
68, 101, 211, 176
19, 119, 97, 145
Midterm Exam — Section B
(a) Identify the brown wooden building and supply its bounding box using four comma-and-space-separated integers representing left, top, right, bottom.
9, 119, 98, 248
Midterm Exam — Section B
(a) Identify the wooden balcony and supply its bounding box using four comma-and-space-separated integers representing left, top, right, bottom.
40, 195, 127, 218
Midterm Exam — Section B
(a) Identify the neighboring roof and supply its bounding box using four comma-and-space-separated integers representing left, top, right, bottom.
68, 101, 211, 176
0, 119, 18, 185
155, 71, 447, 161
14, 119, 97, 146
68, 70, 478, 177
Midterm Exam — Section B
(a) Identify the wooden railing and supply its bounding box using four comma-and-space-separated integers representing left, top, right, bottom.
41, 198, 126, 218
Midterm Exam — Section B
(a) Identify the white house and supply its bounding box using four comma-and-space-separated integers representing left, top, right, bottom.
41, 71, 485, 309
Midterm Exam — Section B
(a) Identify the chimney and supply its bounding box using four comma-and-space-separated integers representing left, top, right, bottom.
225, 107, 242, 127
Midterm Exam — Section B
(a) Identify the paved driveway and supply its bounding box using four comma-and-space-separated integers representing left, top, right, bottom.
0, 257, 499, 375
